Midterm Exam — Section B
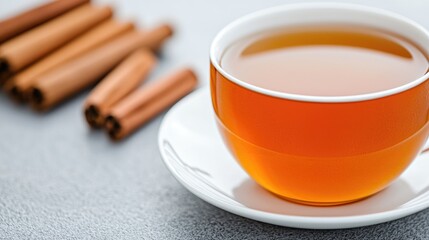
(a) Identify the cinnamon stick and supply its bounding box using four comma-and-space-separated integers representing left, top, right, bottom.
0, 0, 89, 43
84, 49, 157, 128
6, 19, 134, 101
105, 68, 198, 140
0, 4, 112, 85
28, 24, 173, 111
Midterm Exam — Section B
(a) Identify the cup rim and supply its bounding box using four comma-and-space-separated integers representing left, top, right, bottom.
209, 3, 429, 103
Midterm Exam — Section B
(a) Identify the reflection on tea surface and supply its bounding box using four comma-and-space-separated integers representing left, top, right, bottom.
221, 25, 429, 96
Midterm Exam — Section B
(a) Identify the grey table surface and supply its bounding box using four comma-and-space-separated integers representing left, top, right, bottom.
1, 0, 429, 239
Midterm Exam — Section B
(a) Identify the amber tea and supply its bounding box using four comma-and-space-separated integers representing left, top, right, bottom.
211, 23, 429, 205
220, 25, 429, 96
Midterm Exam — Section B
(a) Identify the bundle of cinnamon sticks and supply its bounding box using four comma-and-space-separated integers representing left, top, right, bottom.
0, 0, 198, 140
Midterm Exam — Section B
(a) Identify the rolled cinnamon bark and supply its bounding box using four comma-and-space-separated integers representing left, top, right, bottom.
0, 0, 90, 44
105, 68, 198, 140
0, 4, 112, 85
28, 24, 173, 111
84, 49, 157, 128
6, 19, 134, 102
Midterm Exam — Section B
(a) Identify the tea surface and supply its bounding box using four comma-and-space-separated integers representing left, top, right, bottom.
220, 25, 429, 96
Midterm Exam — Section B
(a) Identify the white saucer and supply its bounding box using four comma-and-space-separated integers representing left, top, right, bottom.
158, 87, 429, 229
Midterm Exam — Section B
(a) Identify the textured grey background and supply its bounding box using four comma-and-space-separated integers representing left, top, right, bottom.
1, 0, 429, 239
